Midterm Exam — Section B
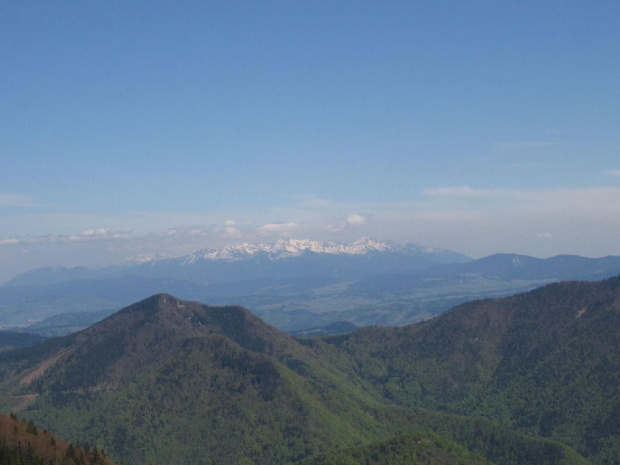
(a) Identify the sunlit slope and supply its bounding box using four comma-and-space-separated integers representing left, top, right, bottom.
0, 290, 599, 464
320, 277, 620, 464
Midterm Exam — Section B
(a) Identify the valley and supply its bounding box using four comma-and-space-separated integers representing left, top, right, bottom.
5, 3, 618, 463
3, 239, 620, 336
1, 276, 618, 464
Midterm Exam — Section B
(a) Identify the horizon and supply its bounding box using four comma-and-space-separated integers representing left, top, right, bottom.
3, 234, 619, 285
2, 2, 620, 282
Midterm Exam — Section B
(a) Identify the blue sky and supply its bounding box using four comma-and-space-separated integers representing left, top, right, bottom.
2, 1, 620, 281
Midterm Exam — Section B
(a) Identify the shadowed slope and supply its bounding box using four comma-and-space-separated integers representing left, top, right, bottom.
4, 295, 376, 464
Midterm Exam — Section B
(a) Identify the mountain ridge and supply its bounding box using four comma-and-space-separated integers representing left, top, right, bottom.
319, 276, 620, 464
1, 238, 470, 289
0, 289, 599, 465
132, 237, 470, 265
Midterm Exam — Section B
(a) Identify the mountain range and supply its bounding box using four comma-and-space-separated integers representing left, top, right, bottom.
1, 276, 619, 464
2, 238, 620, 335
156, 237, 464, 264
3, 238, 470, 288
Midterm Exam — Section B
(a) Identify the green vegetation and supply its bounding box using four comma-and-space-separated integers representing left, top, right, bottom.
0, 332, 47, 352
0, 412, 115, 465
23, 310, 117, 337
296, 431, 491, 465
1, 277, 618, 464
318, 278, 620, 464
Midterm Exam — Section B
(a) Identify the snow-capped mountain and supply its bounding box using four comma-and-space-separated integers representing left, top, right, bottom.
149, 238, 464, 265
1, 238, 471, 294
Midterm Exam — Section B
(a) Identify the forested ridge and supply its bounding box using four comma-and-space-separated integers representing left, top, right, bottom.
296, 431, 491, 465
0, 413, 115, 465
0, 277, 618, 464
316, 277, 620, 464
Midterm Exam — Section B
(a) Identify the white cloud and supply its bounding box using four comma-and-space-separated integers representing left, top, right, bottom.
186, 228, 205, 237
423, 186, 490, 197
605, 169, 620, 177
0, 239, 19, 245
347, 214, 367, 226
68, 228, 132, 242
258, 222, 299, 234
3, 186, 620, 282
222, 227, 242, 239
409, 210, 484, 222
324, 214, 368, 234
1, 229, 134, 245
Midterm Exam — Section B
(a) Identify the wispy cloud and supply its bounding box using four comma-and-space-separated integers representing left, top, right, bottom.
496, 141, 559, 151
423, 186, 496, 197
324, 213, 370, 234
222, 227, 242, 239
604, 169, 620, 177
0, 228, 133, 246
325, 223, 346, 234
3, 186, 620, 282
0, 193, 36, 208
421, 186, 620, 223
67, 228, 132, 242
423, 185, 620, 205
258, 222, 299, 235
347, 214, 367, 225
149, 225, 237, 243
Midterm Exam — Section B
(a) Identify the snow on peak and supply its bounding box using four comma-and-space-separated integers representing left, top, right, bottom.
175, 238, 431, 263
129, 238, 453, 266
349, 237, 396, 252
121, 253, 175, 265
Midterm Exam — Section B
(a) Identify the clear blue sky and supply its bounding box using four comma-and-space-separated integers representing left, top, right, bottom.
2, 1, 620, 281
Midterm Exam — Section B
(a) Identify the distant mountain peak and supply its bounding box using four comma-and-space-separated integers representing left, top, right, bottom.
121, 253, 174, 265
143, 238, 465, 265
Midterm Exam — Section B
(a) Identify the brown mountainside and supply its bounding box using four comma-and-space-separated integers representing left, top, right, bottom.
0, 413, 116, 465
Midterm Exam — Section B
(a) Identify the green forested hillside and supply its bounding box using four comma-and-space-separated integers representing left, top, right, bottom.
0, 280, 616, 464
0, 332, 47, 351
0, 413, 116, 465
296, 431, 490, 465
317, 277, 620, 464
0, 295, 396, 463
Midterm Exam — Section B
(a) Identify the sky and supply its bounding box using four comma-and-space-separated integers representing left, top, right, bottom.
1, 1, 620, 282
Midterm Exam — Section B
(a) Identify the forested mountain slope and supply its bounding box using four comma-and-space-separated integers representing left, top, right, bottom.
296, 431, 491, 465
0, 332, 47, 351
0, 413, 116, 465
318, 277, 620, 464
0, 281, 613, 464
0, 295, 382, 464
